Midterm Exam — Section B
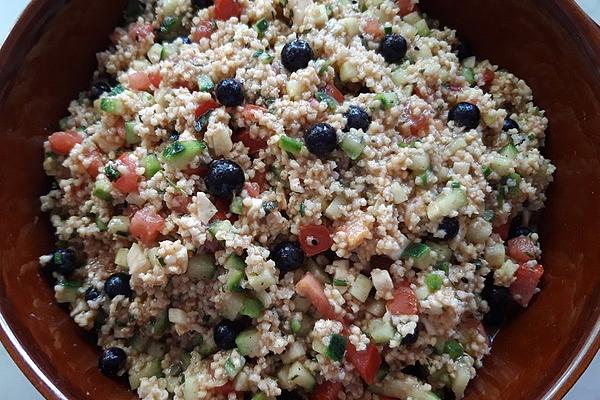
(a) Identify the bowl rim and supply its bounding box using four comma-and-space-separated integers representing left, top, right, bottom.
0, 0, 598, 399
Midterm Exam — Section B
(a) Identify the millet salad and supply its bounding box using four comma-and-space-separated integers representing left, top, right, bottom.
40, 0, 555, 399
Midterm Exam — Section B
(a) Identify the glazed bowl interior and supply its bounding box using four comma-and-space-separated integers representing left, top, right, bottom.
0, 0, 598, 399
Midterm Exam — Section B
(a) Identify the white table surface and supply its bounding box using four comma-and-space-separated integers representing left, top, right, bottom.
1, 1, 599, 398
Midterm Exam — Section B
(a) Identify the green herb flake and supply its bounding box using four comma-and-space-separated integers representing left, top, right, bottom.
104, 164, 121, 182
333, 279, 348, 287
299, 201, 306, 217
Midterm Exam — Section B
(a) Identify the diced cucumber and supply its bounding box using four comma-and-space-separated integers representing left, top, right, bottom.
312, 338, 328, 355
365, 298, 386, 317
425, 273, 443, 292
426, 189, 468, 220
157, 15, 183, 41
402, 243, 435, 269
115, 248, 129, 267
368, 318, 395, 344
236, 328, 261, 357
129, 358, 162, 390
415, 19, 430, 36
403, 11, 421, 25
305, 258, 330, 284
461, 56, 476, 69
150, 312, 170, 337
323, 194, 348, 220
240, 297, 263, 318
315, 91, 338, 111
56, 283, 79, 303
325, 334, 347, 362
502, 172, 522, 197
161, 43, 177, 60
142, 154, 161, 178
125, 121, 141, 145
225, 254, 246, 271
225, 269, 245, 292
341, 17, 360, 36
208, 220, 233, 239
277, 365, 293, 390
108, 216, 130, 235
229, 197, 243, 215
147, 43, 164, 64
391, 66, 409, 86
444, 339, 464, 360
452, 357, 472, 398
93, 180, 112, 201
198, 333, 217, 356
254, 18, 269, 38
348, 274, 373, 303
162, 140, 206, 169
341, 130, 366, 160
500, 143, 518, 159
416, 169, 435, 187
219, 292, 246, 320
278, 135, 303, 155
281, 341, 305, 364
251, 393, 268, 400
290, 317, 302, 334
409, 149, 430, 172
463, 67, 475, 85
369, 379, 441, 400
340, 60, 358, 82
488, 154, 513, 176
96, 216, 108, 232
187, 253, 215, 280
434, 261, 450, 275
426, 242, 452, 262
287, 361, 316, 391
148, 341, 167, 358
147, 247, 162, 270
131, 332, 150, 352
247, 269, 277, 291
224, 349, 246, 378
100, 97, 125, 115
374, 92, 399, 109
197, 75, 214, 92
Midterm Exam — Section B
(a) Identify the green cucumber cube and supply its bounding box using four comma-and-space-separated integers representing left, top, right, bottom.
162, 140, 206, 169
142, 154, 161, 178
278, 135, 303, 155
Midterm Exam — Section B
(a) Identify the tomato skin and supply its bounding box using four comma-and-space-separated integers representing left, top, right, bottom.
346, 342, 382, 384
296, 273, 342, 322
183, 166, 209, 177
244, 182, 261, 198
510, 263, 544, 307
387, 283, 419, 315
214, 0, 242, 20
192, 20, 214, 42
252, 170, 267, 192
324, 83, 344, 103
130, 206, 166, 246
195, 99, 220, 117
408, 112, 430, 137
494, 221, 511, 241
49, 131, 82, 155
507, 236, 537, 263
148, 72, 162, 88
211, 198, 238, 223
299, 224, 333, 257
210, 381, 236, 395
483, 68, 496, 86
86, 150, 103, 178
310, 381, 342, 400
396, 0, 416, 16
129, 71, 152, 91
234, 128, 268, 154
364, 19, 382, 37
113, 153, 139, 193
241, 104, 268, 122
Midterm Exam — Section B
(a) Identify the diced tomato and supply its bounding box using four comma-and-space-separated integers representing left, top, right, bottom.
299, 224, 333, 257
183, 166, 209, 177
169, 195, 191, 213
148, 72, 162, 88
113, 153, 139, 193
234, 128, 268, 154
128, 71, 152, 91
364, 19, 382, 37
507, 236, 537, 263
296, 273, 342, 322
310, 381, 342, 400
253, 170, 267, 192
387, 283, 419, 315
244, 182, 261, 198
241, 104, 268, 122
369, 255, 394, 270
210, 381, 236, 395
211, 198, 238, 223
493, 221, 511, 241
214, 0, 242, 21
48, 131, 82, 155
192, 20, 214, 42
128, 23, 153, 42
346, 342, 382, 384
115, 118, 126, 140
408, 113, 430, 137
130, 206, 166, 246
396, 0, 416, 16
510, 263, 544, 307
195, 99, 220, 117
483, 68, 496, 86
85, 150, 103, 178
324, 83, 344, 104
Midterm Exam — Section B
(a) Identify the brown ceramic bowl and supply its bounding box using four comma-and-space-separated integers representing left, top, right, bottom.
0, 0, 598, 399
